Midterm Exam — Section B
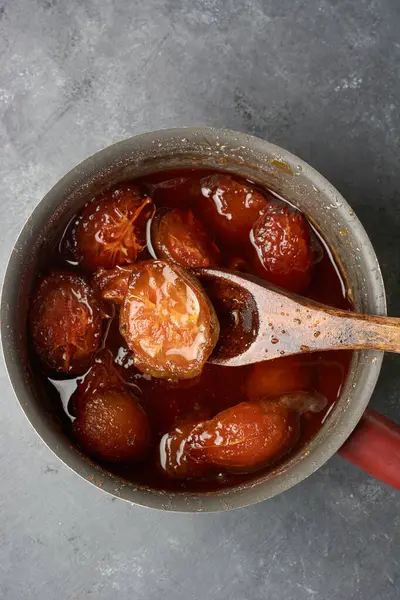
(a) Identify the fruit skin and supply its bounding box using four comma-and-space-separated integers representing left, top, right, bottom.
68, 349, 127, 416
29, 271, 103, 375
160, 398, 300, 478
72, 184, 154, 271
195, 400, 299, 471
251, 202, 314, 293
72, 388, 151, 463
151, 207, 220, 268
159, 421, 211, 479
120, 260, 220, 380
93, 264, 137, 305
245, 356, 311, 402
198, 174, 268, 241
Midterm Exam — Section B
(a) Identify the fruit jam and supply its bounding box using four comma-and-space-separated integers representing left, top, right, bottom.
32, 169, 352, 492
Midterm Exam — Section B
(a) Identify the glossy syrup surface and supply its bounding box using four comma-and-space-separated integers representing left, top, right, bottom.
35, 169, 353, 492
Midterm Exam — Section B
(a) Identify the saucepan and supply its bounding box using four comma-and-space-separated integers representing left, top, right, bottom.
2, 127, 399, 511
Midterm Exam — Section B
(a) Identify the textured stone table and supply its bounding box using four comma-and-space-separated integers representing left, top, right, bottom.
0, 1, 399, 598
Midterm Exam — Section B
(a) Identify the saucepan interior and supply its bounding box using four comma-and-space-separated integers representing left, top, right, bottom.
1, 127, 386, 512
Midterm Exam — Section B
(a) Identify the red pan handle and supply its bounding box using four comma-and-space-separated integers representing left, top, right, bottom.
338, 408, 400, 490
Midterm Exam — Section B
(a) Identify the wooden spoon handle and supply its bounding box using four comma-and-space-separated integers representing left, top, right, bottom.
292, 306, 400, 354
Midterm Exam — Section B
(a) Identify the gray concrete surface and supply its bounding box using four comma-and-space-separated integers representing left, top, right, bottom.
1, 1, 399, 598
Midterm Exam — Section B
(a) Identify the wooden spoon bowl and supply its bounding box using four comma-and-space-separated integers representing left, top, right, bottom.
196, 267, 400, 367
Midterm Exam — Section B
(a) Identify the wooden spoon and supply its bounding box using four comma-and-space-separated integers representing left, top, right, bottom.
195, 267, 400, 367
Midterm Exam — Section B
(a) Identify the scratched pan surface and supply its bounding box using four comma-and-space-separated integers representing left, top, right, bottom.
0, 127, 386, 512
